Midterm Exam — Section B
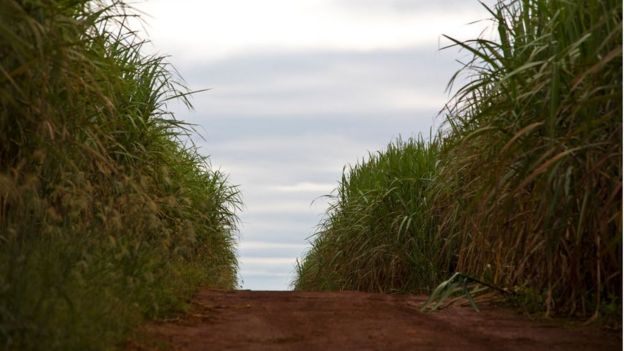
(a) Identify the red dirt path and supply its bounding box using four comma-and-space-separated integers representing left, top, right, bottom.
130, 290, 620, 350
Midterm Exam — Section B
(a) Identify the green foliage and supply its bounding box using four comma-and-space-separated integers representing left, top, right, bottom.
435, 0, 621, 317
295, 0, 621, 318
294, 138, 444, 293
0, 1, 239, 349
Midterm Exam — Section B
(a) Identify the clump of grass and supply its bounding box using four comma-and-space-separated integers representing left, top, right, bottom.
0, 1, 239, 349
295, 0, 621, 319
295, 138, 445, 293
435, 0, 621, 317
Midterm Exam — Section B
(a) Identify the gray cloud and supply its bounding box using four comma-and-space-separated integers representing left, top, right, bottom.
176, 47, 456, 145
184, 47, 453, 84
180, 48, 459, 112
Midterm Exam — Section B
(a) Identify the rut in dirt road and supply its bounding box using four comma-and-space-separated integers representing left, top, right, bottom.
131, 290, 620, 351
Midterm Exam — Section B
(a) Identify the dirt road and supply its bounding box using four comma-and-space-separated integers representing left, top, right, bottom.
130, 290, 620, 350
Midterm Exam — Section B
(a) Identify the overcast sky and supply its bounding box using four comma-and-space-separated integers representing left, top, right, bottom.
133, 0, 496, 290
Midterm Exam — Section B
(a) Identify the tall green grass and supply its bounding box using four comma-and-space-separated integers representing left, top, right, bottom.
295, 0, 621, 318
0, 1, 239, 349
295, 138, 446, 293
436, 0, 621, 317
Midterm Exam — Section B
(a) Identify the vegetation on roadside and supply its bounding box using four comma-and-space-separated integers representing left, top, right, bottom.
295, 0, 622, 319
296, 138, 444, 293
0, 1, 239, 350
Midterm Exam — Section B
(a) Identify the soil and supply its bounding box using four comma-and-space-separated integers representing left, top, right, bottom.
129, 289, 620, 351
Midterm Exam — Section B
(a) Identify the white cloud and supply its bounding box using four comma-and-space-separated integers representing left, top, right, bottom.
133, 0, 495, 62
382, 89, 449, 111
244, 201, 318, 215
239, 241, 308, 250
270, 182, 336, 193
239, 257, 298, 265
239, 271, 293, 277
